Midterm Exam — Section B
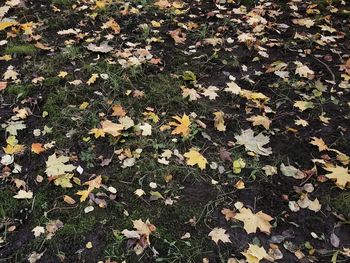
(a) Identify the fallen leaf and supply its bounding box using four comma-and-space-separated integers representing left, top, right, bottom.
169, 114, 191, 137
247, 115, 271, 130
169, 28, 186, 44
324, 165, 350, 189
45, 153, 76, 177
184, 148, 208, 170
31, 143, 45, 154
242, 244, 268, 263
235, 129, 272, 156
213, 111, 226, 132
101, 120, 124, 137
87, 42, 113, 53
234, 207, 273, 234
208, 227, 231, 244
310, 137, 328, 151
14, 190, 33, 199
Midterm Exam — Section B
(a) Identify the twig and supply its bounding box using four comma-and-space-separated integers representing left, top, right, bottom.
311, 55, 336, 85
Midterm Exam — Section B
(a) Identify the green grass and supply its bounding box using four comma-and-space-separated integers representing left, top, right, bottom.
5, 44, 37, 55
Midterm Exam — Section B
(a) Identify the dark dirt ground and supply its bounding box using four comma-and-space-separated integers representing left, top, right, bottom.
0, 0, 350, 262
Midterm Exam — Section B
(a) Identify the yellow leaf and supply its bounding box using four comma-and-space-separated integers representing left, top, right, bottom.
89, 128, 105, 138
79, 102, 89, 110
247, 115, 271, 130
76, 190, 89, 202
213, 111, 226, 132
234, 207, 273, 234
3, 144, 25, 155
58, 71, 68, 78
242, 244, 268, 263
310, 137, 328, 152
184, 148, 207, 170
54, 173, 74, 188
86, 73, 99, 85
233, 158, 246, 174
0, 21, 16, 31
169, 114, 191, 137
324, 165, 350, 189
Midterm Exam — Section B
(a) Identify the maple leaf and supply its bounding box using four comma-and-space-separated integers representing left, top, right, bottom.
242, 244, 268, 263
3, 120, 26, 136
3, 65, 18, 80
111, 104, 126, 117
208, 227, 231, 244
234, 207, 273, 234
169, 114, 191, 137
225, 81, 241, 95
235, 129, 272, 156
184, 148, 208, 170
310, 137, 328, 151
324, 165, 350, 189
89, 128, 105, 138
31, 143, 45, 154
294, 61, 314, 79
45, 153, 76, 177
54, 173, 74, 188
293, 100, 314, 112
76, 176, 102, 202
213, 111, 226, 132
247, 115, 271, 130
101, 18, 121, 34
101, 120, 124, 137
182, 87, 201, 101
202, 86, 219, 100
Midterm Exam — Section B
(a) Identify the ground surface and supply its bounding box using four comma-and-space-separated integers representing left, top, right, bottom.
0, 0, 350, 262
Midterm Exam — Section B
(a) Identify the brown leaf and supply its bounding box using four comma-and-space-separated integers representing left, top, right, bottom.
169, 29, 186, 44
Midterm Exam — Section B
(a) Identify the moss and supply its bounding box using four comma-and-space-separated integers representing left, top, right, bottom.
5, 44, 37, 55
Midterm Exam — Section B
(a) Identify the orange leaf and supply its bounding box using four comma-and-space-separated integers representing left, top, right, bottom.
0, 81, 7, 91
31, 143, 45, 154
